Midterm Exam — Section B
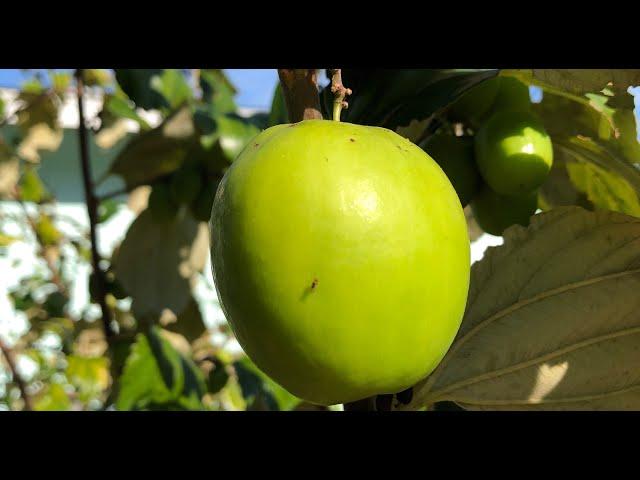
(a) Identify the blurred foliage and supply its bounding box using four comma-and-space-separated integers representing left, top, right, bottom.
0, 68, 639, 412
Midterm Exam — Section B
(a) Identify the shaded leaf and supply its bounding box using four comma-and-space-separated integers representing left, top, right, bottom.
267, 83, 287, 127
116, 326, 205, 410
108, 105, 195, 188
321, 69, 499, 131
114, 69, 166, 110
161, 296, 206, 342
403, 207, 640, 410
151, 69, 193, 109
233, 356, 300, 411
113, 209, 208, 318
553, 136, 640, 217
199, 69, 236, 113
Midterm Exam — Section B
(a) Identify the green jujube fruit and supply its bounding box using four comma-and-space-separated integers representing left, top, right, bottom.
475, 110, 553, 196
471, 184, 538, 236
210, 120, 471, 406
421, 134, 481, 207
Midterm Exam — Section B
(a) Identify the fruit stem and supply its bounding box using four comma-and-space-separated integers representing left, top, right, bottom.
329, 69, 352, 122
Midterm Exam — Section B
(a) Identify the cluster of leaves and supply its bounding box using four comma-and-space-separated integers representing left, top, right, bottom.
0, 69, 316, 411
2, 68, 640, 412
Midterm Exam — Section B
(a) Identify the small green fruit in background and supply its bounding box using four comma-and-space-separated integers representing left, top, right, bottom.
169, 166, 203, 206
421, 134, 481, 207
471, 184, 538, 236
148, 182, 178, 223
491, 76, 532, 113
448, 77, 500, 127
475, 110, 553, 196
210, 119, 470, 406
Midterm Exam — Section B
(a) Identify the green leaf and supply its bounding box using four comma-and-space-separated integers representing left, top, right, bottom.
114, 69, 167, 110
553, 136, 640, 217
19, 166, 48, 203
267, 84, 288, 127
103, 93, 150, 130
199, 69, 236, 113
83, 69, 111, 87
207, 358, 230, 394
116, 326, 205, 410
151, 69, 193, 110
216, 113, 261, 162
233, 356, 300, 411
66, 355, 110, 400
403, 207, 640, 411
35, 214, 61, 246
97, 199, 120, 223
50, 71, 71, 95
16, 91, 58, 133
108, 105, 195, 188
112, 209, 208, 318
320, 69, 499, 131
35, 383, 72, 411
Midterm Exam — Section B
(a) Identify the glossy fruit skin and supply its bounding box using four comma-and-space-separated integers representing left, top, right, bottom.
210, 120, 470, 405
475, 110, 553, 196
448, 77, 500, 126
422, 134, 481, 207
471, 184, 538, 236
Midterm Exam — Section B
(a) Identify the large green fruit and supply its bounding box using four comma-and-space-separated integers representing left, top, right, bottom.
471, 184, 538, 236
210, 120, 470, 405
475, 110, 553, 195
448, 77, 500, 126
421, 134, 481, 207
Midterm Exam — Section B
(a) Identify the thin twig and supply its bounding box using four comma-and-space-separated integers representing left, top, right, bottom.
75, 69, 114, 340
328, 69, 352, 122
0, 337, 32, 411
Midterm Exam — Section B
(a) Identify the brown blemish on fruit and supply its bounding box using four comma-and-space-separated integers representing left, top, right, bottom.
300, 277, 319, 301
349, 138, 355, 142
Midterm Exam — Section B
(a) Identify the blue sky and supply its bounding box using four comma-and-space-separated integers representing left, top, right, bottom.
0, 70, 637, 139
0, 69, 280, 110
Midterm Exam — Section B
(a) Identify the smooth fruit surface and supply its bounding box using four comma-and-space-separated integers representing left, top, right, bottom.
210, 120, 470, 405
475, 110, 553, 195
422, 134, 481, 207
471, 184, 538, 236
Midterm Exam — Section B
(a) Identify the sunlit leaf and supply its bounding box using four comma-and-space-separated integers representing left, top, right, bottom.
403, 207, 640, 410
